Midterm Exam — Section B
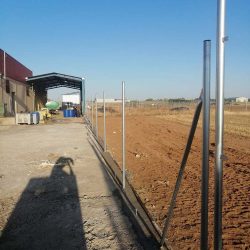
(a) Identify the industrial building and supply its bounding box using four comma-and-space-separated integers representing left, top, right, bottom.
0, 49, 35, 116
61, 92, 81, 110
62, 92, 80, 105
95, 98, 130, 103
236, 96, 248, 103
26, 73, 85, 114
0, 49, 85, 118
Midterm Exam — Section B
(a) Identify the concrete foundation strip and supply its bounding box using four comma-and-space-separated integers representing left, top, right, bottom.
84, 117, 169, 250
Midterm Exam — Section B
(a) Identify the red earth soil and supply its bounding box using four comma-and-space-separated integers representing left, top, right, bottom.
95, 113, 250, 249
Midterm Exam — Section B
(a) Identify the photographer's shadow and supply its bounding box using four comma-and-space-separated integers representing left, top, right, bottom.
0, 157, 86, 250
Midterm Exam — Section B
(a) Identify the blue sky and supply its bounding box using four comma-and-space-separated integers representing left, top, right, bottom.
1, 0, 249, 100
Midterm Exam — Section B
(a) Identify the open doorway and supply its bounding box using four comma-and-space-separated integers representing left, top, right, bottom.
26, 73, 85, 115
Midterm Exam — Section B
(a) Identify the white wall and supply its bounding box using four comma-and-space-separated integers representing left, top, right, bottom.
236, 97, 248, 103
62, 94, 80, 104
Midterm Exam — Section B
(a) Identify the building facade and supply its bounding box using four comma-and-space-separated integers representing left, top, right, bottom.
0, 49, 34, 116
236, 97, 248, 103
62, 92, 80, 105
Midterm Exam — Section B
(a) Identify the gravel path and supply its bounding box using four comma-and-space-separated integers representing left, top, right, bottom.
0, 120, 143, 250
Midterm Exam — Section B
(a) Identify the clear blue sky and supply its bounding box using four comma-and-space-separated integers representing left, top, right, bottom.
1, 0, 249, 100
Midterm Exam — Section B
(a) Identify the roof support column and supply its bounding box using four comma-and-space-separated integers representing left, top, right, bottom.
81, 78, 85, 115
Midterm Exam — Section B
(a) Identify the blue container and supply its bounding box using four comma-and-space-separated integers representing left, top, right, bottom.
31, 112, 40, 124
63, 109, 69, 117
69, 109, 76, 117
63, 109, 76, 118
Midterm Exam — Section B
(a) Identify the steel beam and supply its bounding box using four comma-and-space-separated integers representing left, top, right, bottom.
214, 0, 227, 249
122, 81, 126, 190
201, 40, 211, 250
103, 91, 107, 151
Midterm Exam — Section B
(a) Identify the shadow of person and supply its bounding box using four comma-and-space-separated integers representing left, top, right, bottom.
0, 157, 87, 250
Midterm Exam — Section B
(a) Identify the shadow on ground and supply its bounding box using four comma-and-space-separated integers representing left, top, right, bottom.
0, 157, 87, 250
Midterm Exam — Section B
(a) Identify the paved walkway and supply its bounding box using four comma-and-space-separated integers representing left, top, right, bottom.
0, 120, 143, 250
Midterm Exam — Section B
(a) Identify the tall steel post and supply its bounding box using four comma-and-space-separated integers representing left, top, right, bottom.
103, 91, 107, 151
201, 40, 211, 250
88, 100, 90, 120
87, 100, 89, 120
91, 97, 94, 129
95, 97, 98, 138
215, 0, 226, 249
122, 81, 126, 189
81, 78, 86, 115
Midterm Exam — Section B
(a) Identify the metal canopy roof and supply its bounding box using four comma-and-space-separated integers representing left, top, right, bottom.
26, 72, 83, 90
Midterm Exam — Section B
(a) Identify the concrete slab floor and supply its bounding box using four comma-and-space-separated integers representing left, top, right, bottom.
0, 121, 143, 250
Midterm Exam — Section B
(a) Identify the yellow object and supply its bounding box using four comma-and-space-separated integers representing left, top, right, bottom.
39, 108, 51, 120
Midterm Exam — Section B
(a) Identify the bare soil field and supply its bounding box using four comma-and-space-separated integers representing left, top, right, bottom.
92, 104, 250, 249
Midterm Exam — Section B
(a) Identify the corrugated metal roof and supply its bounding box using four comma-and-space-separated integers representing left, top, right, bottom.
0, 49, 32, 83
26, 72, 83, 90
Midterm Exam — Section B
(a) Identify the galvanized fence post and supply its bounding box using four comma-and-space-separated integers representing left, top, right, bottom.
122, 81, 126, 190
215, 0, 226, 249
201, 40, 211, 250
81, 78, 86, 115
86, 100, 89, 121
103, 91, 107, 151
95, 97, 98, 138
91, 98, 94, 130
89, 100, 91, 121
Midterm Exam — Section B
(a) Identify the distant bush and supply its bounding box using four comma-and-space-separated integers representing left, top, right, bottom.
169, 98, 193, 103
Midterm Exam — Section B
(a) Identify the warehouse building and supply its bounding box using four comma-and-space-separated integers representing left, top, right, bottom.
26, 73, 85, 114
61, 92, 81, 110
236, 97, 248, 103
0, 49, 35, 116
62, 92, 80, 105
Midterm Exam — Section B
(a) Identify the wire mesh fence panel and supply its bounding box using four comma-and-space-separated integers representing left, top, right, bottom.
86, 91, 250, 249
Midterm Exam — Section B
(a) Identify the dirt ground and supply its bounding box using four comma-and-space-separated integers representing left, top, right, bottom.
92, 106, 250, 249
0, 119, 143, 250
